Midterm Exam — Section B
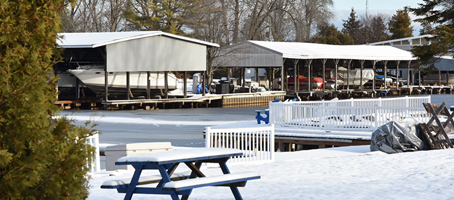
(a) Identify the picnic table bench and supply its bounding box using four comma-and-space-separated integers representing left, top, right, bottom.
101, 148, 260, 200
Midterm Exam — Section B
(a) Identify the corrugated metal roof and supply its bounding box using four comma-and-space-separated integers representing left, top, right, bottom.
368, 34, 433, 45
249, 41, 416, 61
57, 31, 219, 48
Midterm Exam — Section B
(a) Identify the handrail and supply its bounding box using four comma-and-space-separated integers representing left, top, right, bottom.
269, 96, 431, 131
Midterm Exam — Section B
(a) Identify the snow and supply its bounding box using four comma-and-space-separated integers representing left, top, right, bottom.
89, 146, 454, 200
116, 148, 242, 163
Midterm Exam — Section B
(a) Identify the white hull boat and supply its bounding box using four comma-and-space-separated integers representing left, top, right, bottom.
68, 67, 178, 96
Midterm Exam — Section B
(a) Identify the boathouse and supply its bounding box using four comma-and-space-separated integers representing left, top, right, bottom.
216, 41, 417, 99
369, 35, 454, 87
56, 31, 219, 103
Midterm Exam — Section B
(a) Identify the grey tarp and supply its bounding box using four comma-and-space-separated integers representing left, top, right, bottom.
370, 119, 426, 153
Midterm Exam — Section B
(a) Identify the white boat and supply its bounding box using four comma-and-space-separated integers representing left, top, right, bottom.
68, 66, 178, 96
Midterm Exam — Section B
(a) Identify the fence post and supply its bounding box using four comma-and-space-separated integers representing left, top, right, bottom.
205, 127, 211, 148
93, 133, 100, 173
374, 105, 379, 128
320, 100, 324, 130
270, 124, 275, 161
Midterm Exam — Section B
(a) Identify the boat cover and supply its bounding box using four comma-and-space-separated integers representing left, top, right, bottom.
370, 119, 426, 154
331, 69, 374, 85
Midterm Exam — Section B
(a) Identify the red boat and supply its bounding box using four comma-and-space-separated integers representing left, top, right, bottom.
278, 75, 326, 89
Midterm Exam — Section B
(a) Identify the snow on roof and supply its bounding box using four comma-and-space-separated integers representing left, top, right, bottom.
57, 31, 219, 48
368, 34, 434, 45
248, 40, 416, 61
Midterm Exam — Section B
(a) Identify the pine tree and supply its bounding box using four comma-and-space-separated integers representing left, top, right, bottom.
0, 1, 95, 199
389, 7, 414, 39
312, 23, 354, 45
124, 0, 206, 35
410, 0, 454, 65
342, 8, 363, 44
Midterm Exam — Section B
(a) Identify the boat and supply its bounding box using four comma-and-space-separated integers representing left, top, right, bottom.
278, 75, 326, 89
332, 68, 375, 86
68, 66, 178, 97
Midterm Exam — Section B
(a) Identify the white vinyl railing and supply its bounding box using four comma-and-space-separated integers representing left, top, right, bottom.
86, 133, 101, 173
205, 125, 275, 163
269, 96, 431, 131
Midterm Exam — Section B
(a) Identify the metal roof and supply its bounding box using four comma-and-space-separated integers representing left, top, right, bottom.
57, 31, 219, 48
368, 35, 433, 46
249, 41, 416, 61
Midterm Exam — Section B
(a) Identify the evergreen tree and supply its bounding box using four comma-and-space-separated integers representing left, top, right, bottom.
389, 7, 414, 39
124, 0, 206, 35
368, 15, 390, 43
312, 23, 354, 45
342, 8, 363, 44
410, 0, 454, 65
0, 1, 95, 199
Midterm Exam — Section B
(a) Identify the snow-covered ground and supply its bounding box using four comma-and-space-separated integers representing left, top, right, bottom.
89, 146, 454, 200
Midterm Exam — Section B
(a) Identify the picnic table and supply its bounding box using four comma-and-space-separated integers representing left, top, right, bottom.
101, 148, 260, 200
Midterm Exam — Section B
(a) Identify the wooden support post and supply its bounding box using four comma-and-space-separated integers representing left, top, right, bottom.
126, 71, 130, 100
147, 72, 151, 99
76, 78, 80, 100
384, 60, 388, 90
293, 59, 299, 93
360, 60, 365, 91
165, 71, 169, 99
439, 70, 442, 85
372, 61, 377, 95
322, 59, 327, 92
396, 60, 401, 90
104, 67, 109, 101
407, 61, 411, 87
255, 67, 259, 84
307, 59, 313, 92
447, 70, 450, 85
281, 59, 286, 91
184, 71, 187, 98
347, 60, 352, 91
334, 59, 339, 92
202, 71, 206, 96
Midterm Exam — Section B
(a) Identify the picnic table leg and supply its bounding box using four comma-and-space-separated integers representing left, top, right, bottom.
181, 161, 203, 200
157, 165, 182, 200
124, 165, 144, 200
219, 159, 243, 200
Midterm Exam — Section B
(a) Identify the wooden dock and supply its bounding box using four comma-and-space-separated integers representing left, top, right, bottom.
56, 91, 286, 110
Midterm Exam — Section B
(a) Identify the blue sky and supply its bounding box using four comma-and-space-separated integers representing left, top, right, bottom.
331, 0, 425, 35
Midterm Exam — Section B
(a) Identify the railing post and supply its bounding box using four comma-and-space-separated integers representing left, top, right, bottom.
205, 127, 211, 148
94, 133, 100, 173
320, 100, 324, 130
270, 124, 275, 161
374, 105, 379, 128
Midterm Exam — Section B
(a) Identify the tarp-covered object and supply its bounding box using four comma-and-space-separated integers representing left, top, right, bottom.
371, 119, 426, 153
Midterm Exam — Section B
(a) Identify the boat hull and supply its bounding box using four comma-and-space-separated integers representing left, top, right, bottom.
69, 69, 178, 96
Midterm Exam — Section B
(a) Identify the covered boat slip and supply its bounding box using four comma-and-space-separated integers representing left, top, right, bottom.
57, 31, 219, 102
216, 41, 418, 98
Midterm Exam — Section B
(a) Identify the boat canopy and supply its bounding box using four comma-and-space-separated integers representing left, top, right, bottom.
248, 41, 416, 61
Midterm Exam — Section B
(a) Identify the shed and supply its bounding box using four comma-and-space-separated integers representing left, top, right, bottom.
57, 31, 219, 100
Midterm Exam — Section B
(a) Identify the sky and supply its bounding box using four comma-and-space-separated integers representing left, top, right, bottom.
331, 0, 426, 36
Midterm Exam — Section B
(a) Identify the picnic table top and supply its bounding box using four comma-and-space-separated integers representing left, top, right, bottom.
116, 148, 242, 164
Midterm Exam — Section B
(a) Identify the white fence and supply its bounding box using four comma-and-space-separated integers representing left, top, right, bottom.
205, 125, 275, 163
86, 133, 101, 173
269, 96, 431, 131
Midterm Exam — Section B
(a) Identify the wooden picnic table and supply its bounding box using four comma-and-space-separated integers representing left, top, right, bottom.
102, 148, 260, 200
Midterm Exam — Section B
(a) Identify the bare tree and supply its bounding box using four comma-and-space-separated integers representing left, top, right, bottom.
289, 0, 334, 42
61, 0, 127, 32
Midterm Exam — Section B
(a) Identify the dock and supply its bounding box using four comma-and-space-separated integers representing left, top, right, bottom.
56, 91, 286, 110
